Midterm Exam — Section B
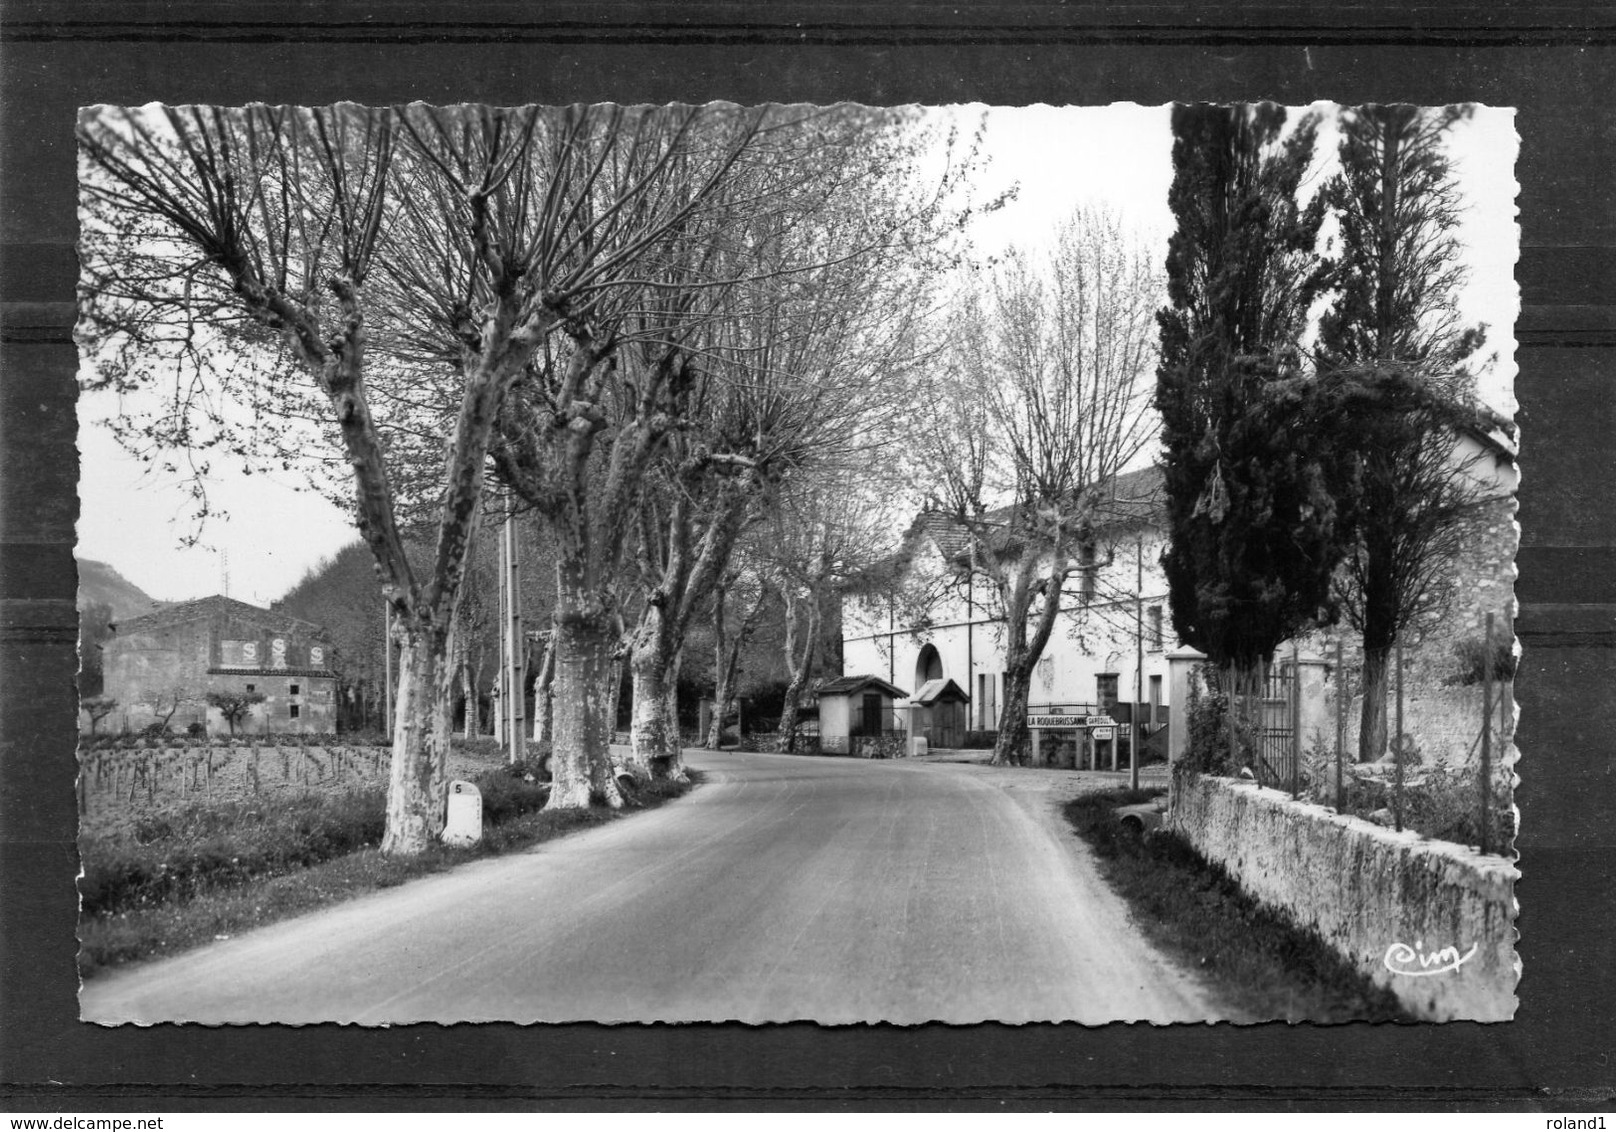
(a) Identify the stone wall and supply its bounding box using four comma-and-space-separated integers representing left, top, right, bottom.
1170, 774, 1518, 1021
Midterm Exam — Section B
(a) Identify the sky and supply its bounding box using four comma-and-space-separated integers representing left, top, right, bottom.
74, 103, 1518, 607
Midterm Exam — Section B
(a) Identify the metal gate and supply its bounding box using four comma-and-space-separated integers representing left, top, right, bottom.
1245, 663, 1296, 790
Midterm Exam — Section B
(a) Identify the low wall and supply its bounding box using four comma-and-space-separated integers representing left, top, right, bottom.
1169, 774, 1518, 1021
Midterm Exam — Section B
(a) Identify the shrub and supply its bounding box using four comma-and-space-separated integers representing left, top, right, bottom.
79, 788, 388, 917
186, 721, 208, 738
962, 730, 998, 750
1444, 636, 1517, 687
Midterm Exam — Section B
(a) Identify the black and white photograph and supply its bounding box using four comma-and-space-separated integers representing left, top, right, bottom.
70, 99, 1519, 1027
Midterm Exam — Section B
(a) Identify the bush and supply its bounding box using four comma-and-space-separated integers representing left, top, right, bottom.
79, 788, 388, 917
962, 730, 998, 750
186, 721, 208, 738
1444, 636, 1517, 687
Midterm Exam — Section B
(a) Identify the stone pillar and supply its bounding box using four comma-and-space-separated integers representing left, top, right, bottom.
1030, 726, 1042, 766
1166, 648, 1207, 766
1296, 653, 1331, 756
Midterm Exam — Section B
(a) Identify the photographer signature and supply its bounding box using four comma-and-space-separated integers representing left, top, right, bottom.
1383, 939, 1479, 977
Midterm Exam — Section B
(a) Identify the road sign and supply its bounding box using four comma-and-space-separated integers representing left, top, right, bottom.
1029, 714, 1118, 729
1092, 727, 1115, 742
1028, 715, 1084, 729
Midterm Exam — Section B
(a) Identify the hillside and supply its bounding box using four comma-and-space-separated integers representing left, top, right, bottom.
77, 559, 162, 621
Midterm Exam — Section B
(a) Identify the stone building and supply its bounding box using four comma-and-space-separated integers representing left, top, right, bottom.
98, 595, 338, 735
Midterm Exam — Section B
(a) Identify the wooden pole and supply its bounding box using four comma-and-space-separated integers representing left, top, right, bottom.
1132, 537, 1143, 791
1480, 611, 1494, 855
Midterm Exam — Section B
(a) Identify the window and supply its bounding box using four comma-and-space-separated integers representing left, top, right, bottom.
289, 704, 301, 719
1149, 675, 1163, 725
245, 683, 255, 693
290, 683, 300, 695
1148, 605, 1164, 650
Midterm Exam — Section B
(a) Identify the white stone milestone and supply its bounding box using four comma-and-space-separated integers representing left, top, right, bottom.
442, 779, 483, 846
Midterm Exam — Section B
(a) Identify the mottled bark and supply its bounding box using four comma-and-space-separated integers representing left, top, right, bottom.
530, 635, 555, 744
546, 579, 624, 811
628, 608, 676, 780
776, 590, 820, 754
381, 623, 456, 854
661, 648, 690, 782
988, 549, 1067, 768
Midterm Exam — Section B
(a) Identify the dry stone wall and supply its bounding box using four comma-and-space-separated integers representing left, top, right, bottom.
1170, 773, 1518, 1021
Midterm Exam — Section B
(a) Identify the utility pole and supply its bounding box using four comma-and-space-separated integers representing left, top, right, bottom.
502, 500, 525, 765
1132, 536, 1142, 791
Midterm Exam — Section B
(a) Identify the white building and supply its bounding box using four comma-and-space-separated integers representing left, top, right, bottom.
841, 421, 1517, 773
842, 466, 1176, 766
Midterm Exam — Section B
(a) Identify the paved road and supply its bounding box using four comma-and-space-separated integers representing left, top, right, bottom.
82, 750, 1215, 1025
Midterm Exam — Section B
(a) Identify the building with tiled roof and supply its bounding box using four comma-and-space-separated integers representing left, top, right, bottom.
843, 464, 1178, 766
99, 595, 339, 735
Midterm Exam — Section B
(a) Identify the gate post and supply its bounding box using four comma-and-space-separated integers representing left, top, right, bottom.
1165, 648, 1206, 767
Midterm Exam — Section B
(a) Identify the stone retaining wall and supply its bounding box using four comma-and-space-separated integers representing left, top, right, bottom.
1169, 774, 1518, 1021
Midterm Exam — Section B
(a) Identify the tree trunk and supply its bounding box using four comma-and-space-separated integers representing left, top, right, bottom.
627, 615, 673, 781
380, 624, 456, 855
1358, 644, 1391, 762
531, 634, 555, 744
546, 586, 624, 811
776, 595, 819, 754
662, 648, 690, 782
991, 659, 1034, 767
707, 598, 747, 751
460, 655, 476, 741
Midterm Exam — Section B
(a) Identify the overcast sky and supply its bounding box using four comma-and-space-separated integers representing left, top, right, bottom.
75, 102, 1518, 607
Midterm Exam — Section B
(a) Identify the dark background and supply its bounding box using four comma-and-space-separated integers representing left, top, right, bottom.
2, 1, 1612, 1110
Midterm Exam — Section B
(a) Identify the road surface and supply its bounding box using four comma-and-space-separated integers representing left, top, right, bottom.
82, 750, 1216, 1025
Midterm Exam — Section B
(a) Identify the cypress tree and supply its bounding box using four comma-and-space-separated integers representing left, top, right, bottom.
1155, 103, 1343, 691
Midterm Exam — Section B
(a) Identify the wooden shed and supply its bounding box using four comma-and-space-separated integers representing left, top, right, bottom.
912, 678, 971, 750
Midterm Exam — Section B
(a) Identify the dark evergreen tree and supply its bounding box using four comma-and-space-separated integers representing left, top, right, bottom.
1317, 103, 1491, 762
1155, 103, 1342, 689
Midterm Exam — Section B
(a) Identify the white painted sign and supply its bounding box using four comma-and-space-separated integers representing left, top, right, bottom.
1029, 715, 1084, 729
1028, 714, 1117, 729
1092, 727, 1115, 741
442, 780, 483, 846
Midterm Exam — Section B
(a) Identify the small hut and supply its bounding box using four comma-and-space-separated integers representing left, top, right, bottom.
912, 678, 971, 750
817, 675, 909, 755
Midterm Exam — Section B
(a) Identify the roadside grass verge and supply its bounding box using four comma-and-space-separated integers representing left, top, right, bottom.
79, 771, 696, 978
1065, 788, 1410, 1023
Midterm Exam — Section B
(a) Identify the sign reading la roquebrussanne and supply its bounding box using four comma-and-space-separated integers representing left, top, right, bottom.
1028, 714, 1114, 729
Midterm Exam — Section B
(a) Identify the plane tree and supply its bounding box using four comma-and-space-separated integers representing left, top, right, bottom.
485, 105, 966, 803
912, 206, 1161, 767
77, 102, 796, 848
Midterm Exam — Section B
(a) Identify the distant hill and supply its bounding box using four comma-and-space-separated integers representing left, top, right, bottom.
77, 559, 162, 622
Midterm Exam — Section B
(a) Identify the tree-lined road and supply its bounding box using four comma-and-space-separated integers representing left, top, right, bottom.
82, 751, 1215, 1025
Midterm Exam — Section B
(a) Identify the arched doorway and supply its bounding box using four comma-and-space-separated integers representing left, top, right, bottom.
915, 643, 943, 688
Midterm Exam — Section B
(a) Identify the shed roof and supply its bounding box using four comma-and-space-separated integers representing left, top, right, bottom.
817, 674, 909, 700
913, 678, 970, 705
